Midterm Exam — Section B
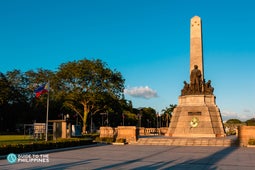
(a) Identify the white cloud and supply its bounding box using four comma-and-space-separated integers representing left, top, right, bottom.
124, 86, 158, 99
221, 110, 254, 121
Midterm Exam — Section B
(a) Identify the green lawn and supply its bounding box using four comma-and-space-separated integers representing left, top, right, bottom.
0, 135, 92, 145
0, 135, 32, 140
0, 135, 41, 145
0, 135, 94, 155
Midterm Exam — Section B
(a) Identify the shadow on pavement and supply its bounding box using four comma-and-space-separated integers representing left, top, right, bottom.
169, 147, 238, 169
95, 146, 238, 170
23, 159, 99, 170
94, 146, 179, 170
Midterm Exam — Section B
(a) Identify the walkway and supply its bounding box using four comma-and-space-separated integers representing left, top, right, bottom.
1, 144, 255, 169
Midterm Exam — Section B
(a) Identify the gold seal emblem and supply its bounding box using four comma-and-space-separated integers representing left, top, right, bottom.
190, 117, 199, 128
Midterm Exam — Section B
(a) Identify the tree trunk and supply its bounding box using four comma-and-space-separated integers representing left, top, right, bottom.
82, 122, 86, 134
82, 104, 89, 134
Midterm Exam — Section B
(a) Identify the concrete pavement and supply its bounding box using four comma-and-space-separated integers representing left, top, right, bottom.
1, 144, 255, 170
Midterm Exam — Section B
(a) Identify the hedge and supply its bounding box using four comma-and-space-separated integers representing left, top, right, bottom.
0, 138, 93, 155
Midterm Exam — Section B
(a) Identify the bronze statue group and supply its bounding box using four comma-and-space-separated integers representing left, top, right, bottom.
181, 65, 214, 96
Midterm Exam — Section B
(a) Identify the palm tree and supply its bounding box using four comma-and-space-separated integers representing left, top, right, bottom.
161, 104, 177, 127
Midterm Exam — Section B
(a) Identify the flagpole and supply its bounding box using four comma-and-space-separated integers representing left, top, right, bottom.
45, 81, 50, 141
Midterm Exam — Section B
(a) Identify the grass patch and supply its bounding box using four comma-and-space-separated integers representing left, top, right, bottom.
0, 135, 94, 155
0, 135, 32, 140
0, 135, 39, 145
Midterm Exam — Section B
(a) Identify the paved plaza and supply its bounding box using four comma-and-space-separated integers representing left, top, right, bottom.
1, 144, 255, 170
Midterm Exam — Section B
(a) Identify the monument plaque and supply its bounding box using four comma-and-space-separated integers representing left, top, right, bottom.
188, 112, 201, 116
166, 16, 225, 138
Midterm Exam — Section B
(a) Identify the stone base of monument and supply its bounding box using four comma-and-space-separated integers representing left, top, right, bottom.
166, 95, 226, 138
135, 136, 237, 146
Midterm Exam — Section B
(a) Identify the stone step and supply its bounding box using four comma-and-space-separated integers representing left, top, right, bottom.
134, 137, 238, 146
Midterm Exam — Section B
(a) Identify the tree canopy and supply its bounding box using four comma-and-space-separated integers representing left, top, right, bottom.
161, 104, 176, 127
245, 118, 255, 126
0, 59, 128, 133
54, 59, 125, 133
226, 119, 242, 124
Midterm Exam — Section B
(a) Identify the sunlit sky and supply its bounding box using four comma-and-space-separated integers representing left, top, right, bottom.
1, 0, 255, 121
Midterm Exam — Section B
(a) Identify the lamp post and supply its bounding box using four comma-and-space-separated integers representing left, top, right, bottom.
100, 113, 107, 126
122, 113, 125, 126
107, 112, 109, 126
66, 114, 70, 138
90, 112, 93, 133
159, 114, 161, 128
76, 114, 78, 125
138, 114, 142, 128
156, 113, 159, 129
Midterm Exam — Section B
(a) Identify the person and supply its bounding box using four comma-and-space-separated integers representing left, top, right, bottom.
190, 65, 202, 93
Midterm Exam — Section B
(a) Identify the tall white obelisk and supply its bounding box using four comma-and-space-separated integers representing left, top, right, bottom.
190, 16, 204, 81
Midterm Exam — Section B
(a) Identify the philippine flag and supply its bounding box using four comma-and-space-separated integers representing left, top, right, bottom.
34, 83, 49, 98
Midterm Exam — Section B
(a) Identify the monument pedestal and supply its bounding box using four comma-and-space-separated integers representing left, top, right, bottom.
166, 95, 225, 138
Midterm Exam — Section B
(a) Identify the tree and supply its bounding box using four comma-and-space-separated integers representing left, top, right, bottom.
0, 72, 13, 131
135, 107, 157, 128
224, 119, 243, 135
5, 70, 31, 102
25, 69, 57, 123
0, 72, 12, 105
226, 119, 242, 124
122, 110, 137, 126
161, 104, 177, 127
55, 59, 125, 133
246, 118, 255, 126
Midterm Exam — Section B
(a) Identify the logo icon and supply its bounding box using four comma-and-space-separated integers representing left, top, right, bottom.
7, 153, 17, 164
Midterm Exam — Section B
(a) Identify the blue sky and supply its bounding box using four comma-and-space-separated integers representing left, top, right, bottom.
0, 0, 254, 121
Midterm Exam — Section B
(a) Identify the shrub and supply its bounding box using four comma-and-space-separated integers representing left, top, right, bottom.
0, 138, 93, 155
115, 138, 126, 143
226, 130, 236, 136
94, 137, 114, 143
82, 133, 100, 140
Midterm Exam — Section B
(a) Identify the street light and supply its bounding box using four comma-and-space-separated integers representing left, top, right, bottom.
66, 114, 70, 138
100, 113, 107, 126
122, 113, 125, 126
159, 114, 161, 128
138, 114, 142, 128
107, 112, 109, 126
90, 112, 93, 133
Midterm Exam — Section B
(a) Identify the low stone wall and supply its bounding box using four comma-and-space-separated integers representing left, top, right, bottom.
238, 126, 255, 147
99, 126, 138, 144
144, 128, 157, 135
143, 127, 168, 135
117, 126, 138, 143
99, 127, 169, 144
99, 127, 116, 138
138, 127, 145, 136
